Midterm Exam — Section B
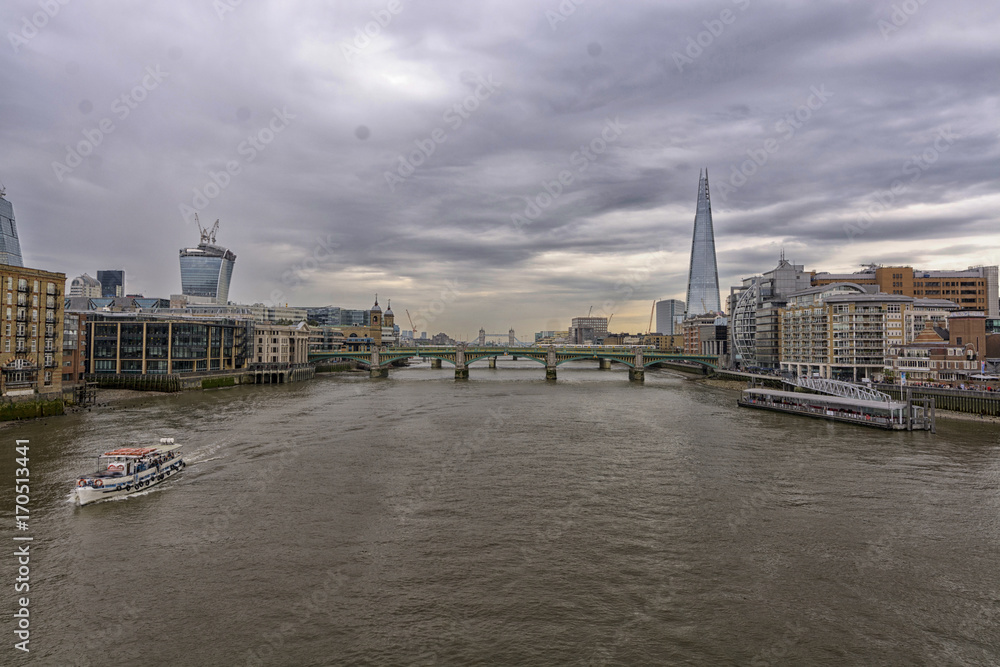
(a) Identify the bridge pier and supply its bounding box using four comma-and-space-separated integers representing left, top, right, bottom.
599, 359, 612, 370
488, 357, 497, 369
370, 366, 389, 379
455, 366, 469, 380
628, 367, 644, 382
430, 359, 442, 369
512, 356, 518, 361
546, 366, 557, 381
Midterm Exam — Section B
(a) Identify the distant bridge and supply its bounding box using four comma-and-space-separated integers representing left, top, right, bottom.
309, 345, 719, 382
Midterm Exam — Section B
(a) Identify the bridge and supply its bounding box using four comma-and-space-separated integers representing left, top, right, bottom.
790, 377, 892, 402
309, 345, 719, 382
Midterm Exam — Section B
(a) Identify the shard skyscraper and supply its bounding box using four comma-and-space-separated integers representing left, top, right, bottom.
684, 169, 721, 316
0, 188, 24, 267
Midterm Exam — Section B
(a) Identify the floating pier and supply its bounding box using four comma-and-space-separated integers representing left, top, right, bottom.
738, 388, 935, 431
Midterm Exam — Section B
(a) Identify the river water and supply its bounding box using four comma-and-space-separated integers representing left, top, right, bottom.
2, 360, 999, 665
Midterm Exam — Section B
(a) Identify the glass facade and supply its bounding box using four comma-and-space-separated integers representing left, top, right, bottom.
86, 317, 249, 374
655, 299, 685, 335
0, 194, 24, 267
179, 244, 237, 304
97, 270, 124, 298
684, 170, 721, 316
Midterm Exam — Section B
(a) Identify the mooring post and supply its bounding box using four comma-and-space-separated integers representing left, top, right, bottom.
906, 387, 913, 431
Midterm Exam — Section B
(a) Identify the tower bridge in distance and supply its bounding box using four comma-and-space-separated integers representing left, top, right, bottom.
309, 345, 720, 382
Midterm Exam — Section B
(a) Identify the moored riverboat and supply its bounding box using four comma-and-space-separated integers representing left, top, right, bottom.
738, 388, 934, 431
75, 438, 185, 506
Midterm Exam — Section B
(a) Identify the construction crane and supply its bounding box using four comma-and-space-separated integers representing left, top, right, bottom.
193, 213, 219, 244
588, 305, 593, 317
405, 309, 418, 339
646, 300, 655, 334
607, 313, 614, 329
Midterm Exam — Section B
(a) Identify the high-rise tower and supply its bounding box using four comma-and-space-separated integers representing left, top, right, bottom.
684, 169, 721, 316
179, 217, 237, 304
0, 187, 24, 267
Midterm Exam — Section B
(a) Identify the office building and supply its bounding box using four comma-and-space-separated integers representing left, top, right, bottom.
569, 316, 609, 344
252, 322, 312, 365
655, 299, 685, 335
682, 313, 728, 356
306, 306, 342, 326
179, 223, 237, 304
684, 170, 721, 316
86, 314, 250, 374
69, 273, 102, 298
97, 270, 125, 298
812, 265, 998, 317
0, 189, 24, 267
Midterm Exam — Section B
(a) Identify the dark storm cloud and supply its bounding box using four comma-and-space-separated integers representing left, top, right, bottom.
1, 0, 997, 331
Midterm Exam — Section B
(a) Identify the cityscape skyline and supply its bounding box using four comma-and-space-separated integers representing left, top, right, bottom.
3, 1, 998, 333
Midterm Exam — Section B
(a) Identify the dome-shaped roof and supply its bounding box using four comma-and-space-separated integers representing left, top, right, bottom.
370, 295, 381, 312
385, 299, 393, 316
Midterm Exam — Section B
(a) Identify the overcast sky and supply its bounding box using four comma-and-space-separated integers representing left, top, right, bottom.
2, 0, 997, 338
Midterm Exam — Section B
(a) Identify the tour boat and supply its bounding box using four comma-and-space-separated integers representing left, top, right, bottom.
75, 438, 185, 506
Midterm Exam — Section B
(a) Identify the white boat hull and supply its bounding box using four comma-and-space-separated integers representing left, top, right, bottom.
75, 459, 185, 506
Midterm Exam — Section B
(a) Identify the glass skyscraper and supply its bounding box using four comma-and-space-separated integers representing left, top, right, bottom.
684, 169, 721, 316
655, 298, 685, 334
0, 190, 24, 267
97, 269, 125, 298
179, 236, 237, 304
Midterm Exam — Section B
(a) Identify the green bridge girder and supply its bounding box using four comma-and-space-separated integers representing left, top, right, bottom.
309, 346, 718, 370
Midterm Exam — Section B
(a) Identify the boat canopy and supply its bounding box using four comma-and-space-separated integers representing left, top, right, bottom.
742, 388, 907, 412
101, 444, 182, 458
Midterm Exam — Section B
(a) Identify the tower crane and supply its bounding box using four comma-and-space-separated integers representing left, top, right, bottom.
646, 300, 655, 334
193, 213, 220, 244
405, 309, 418, 340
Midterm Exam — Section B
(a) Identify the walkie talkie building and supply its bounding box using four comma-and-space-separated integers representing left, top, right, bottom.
179, 221, 237, 304
684, 169, 721, 316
